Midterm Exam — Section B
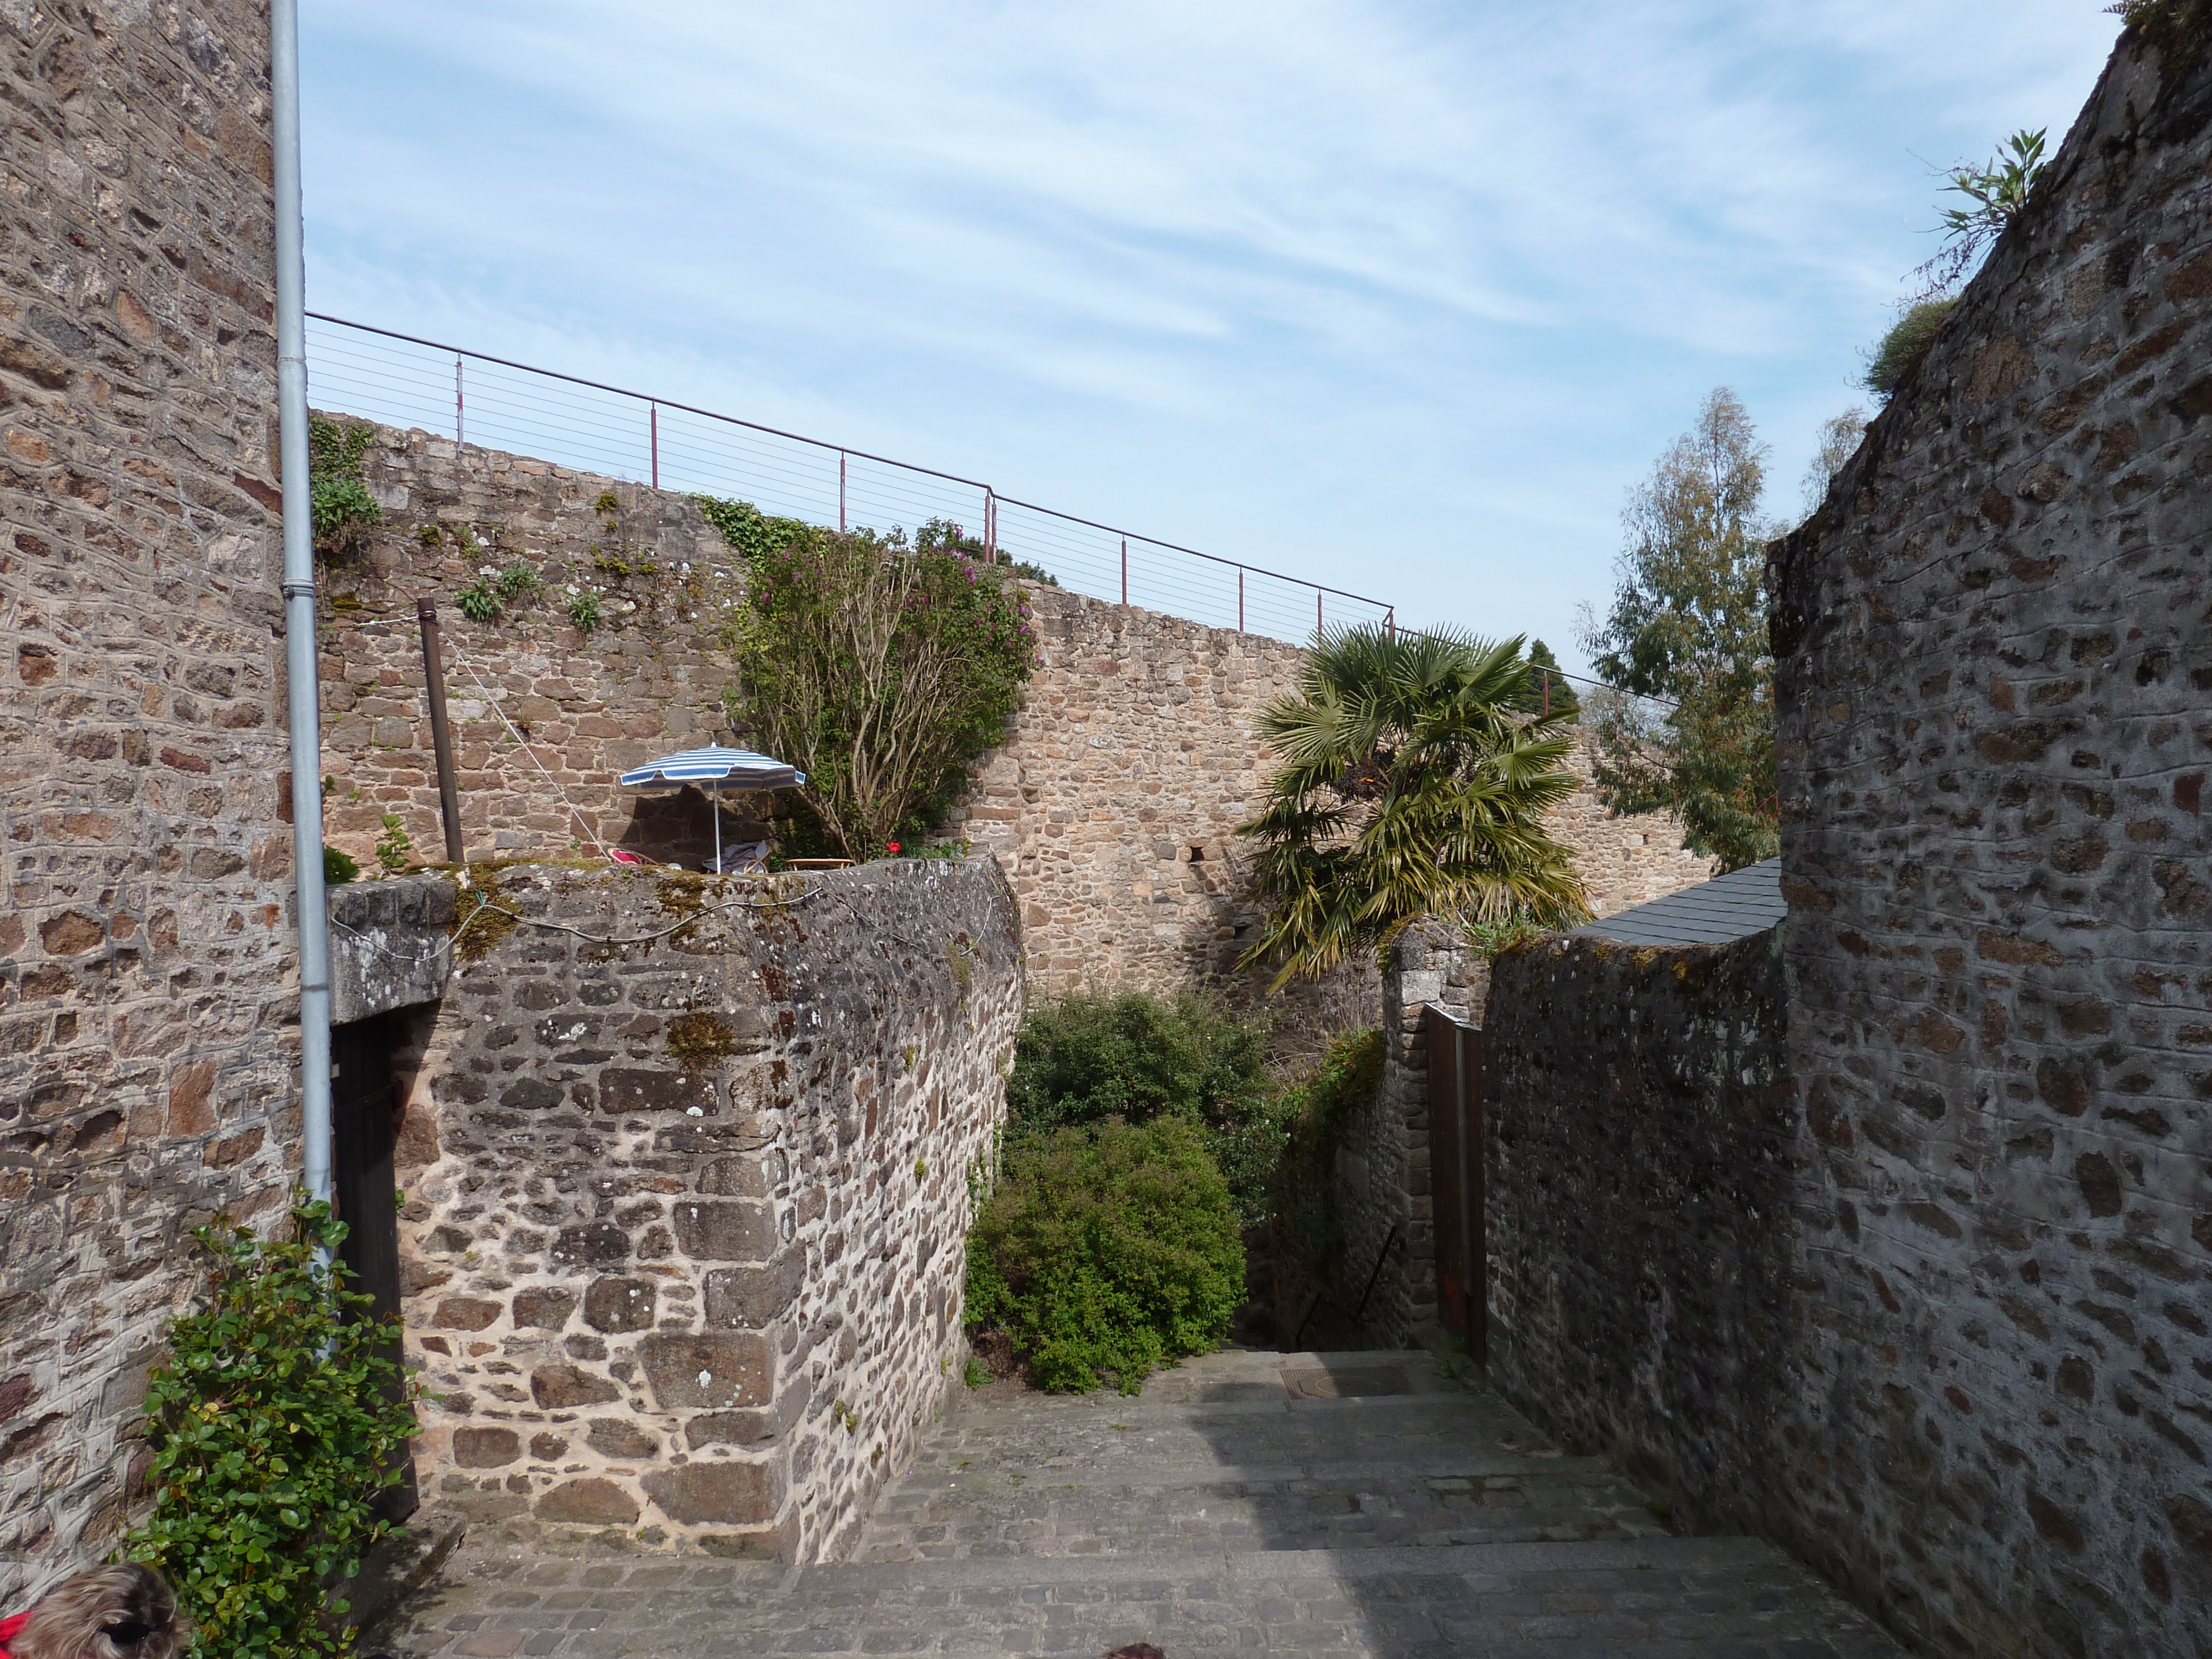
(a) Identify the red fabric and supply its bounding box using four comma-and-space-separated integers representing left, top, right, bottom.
0, 1608, 32, 1658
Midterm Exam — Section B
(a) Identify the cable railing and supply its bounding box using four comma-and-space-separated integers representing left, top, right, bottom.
305, 314, 1396, 646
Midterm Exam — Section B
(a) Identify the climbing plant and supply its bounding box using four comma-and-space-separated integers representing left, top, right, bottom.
708, 504, 1036, 858
307, 414, 379, 561
127, 1198, 419, 1659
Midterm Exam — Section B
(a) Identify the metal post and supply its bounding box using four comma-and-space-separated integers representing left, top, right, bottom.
1120, 539, 1127, 607
417, 599, 465, 864
1542, 669, 1551, 718
1317, 588, 1323, 639
273, 0, 332, 1209
1387, 606, 1396, 640
650, 403, 659, 491
455, 354, 464, 450
838, 452, 847, 532
1238, 568, 1245, 633
985, 491, 996, 561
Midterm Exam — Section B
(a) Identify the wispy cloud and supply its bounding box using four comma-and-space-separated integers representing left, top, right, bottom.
302, 0, 2118, 662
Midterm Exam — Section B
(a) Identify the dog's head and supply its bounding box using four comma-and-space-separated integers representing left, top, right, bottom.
13, 1566, 180, 1659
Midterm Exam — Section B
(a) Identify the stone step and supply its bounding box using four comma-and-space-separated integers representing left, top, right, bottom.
375, 1532, 1907, 1657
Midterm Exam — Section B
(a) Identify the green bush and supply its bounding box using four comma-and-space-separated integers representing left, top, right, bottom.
1270, 1028, 1384, 1264
307, 415, 380, 561
322, 844, 358, 885
1007, 989, 1280, 1220
128, 1198, 419, 1659
966, 1118, 1245, 1393
1864, 298, 1958, 400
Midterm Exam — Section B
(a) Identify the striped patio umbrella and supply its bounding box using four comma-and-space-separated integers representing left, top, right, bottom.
618, 745, 805, 869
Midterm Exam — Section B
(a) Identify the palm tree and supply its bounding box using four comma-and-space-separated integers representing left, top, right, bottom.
1237, 625, 1589, 987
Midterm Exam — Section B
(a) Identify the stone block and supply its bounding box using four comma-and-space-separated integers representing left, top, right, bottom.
641, 1460, 775, 1526
432, 1297, 503, 1331
511, 1286, 577, 1329
535, 1477, 640, 1526
703, 1254, 803, 1329
583, 1275, 658, 1333
528, 1363, 622, 1409
698, 1156, 767, 1198
599, 1068, 719, 1116
639, 1332, 771, 1410
550, 1223, 630, 1268
583, 1417, 659, 1459
451, 1427, 520, 1468
672, 1199, 773, 1262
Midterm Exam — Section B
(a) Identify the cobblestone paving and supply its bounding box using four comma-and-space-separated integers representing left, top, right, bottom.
371, 1350, 1905, 1658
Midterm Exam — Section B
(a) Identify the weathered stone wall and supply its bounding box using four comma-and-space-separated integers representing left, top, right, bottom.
942, 593, 1708, 999
1479, 928, 1796, 1531
391, 856, 1020, 1564
313, 422, 741, 870
0, 0, 298, 1604
1767, 29, 2212, 1658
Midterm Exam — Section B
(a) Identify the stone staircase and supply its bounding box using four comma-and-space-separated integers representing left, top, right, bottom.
373, 1349, 1903, 1657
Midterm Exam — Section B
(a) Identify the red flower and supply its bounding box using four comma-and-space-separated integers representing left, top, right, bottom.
888, 841, 901, 854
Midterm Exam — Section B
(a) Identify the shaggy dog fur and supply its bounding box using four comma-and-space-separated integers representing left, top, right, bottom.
11, 1567, 180, 1659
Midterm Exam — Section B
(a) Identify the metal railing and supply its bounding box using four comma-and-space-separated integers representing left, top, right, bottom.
304, 314, 1396, 646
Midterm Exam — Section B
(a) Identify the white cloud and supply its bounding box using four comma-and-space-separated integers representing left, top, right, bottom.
301, 0, 2119, 666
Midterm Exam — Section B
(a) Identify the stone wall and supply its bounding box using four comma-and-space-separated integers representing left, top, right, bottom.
1479, 928, 1796, 1531
390, 855, 1020, 1564
1766, 28, 2211, 1658
315, 422, 740, 870
0, 0, 296, 1604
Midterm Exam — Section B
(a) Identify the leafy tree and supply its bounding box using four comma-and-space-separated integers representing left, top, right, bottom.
1006, 989, 1279, 1220
1801, 408, 1869, 512
711, 509, 1037, 858
1581, 387, 1777, 872
1522, 638, 1580, 721
128, 1199, 419, 1659
1237, 624, 1587, 988
965, 1117, 1245, 1394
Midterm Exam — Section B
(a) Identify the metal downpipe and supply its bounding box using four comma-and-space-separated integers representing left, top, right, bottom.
272, 0, 332, 1208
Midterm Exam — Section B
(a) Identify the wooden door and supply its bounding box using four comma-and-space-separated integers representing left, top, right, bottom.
1423, 1005, 1486, 1363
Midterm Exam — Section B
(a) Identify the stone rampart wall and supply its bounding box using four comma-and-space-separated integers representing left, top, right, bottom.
1480, 929, 1796, 1527
1765, 32, 2210, 1657
0, 0, 295, 1603
391, 856, 1019, 1564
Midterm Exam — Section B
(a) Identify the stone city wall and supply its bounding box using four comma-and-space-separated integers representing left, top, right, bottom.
313, 425, 1708, 1004
0, 0, 298, 1603
1767, 29, 2211, 1659
390, 855, 1020, 1564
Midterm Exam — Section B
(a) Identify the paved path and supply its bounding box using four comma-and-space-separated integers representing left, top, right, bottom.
369, 1349, 1903, 1658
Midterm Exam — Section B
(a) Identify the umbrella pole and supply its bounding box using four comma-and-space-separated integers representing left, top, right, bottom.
712, 785, 722, 873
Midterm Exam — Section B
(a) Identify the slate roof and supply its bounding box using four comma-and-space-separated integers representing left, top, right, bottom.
1569, 858, 1785, 947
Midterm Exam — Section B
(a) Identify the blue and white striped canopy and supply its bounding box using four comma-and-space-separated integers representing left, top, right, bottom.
618, 745, 804, 792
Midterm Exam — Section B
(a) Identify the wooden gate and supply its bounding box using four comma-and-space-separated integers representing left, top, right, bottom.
332, 1013, 420, 1523
1423, 1004, 1485, 1361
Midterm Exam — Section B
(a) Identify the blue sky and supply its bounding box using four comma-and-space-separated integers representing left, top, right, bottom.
301, 1, 2120, 667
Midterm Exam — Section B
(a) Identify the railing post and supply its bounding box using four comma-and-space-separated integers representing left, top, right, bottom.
1387, 606, 1396, 640
1317, 588, 1323, 638
839, 452, 847, 532
455, 354, 464, 450
1120, 539, 1127, 607
650, 403, 659, 491
1238, 568, 1244, 633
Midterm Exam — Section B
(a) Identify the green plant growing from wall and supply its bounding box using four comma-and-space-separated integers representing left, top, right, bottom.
375, 813, 413, 874
1238, 623, 1587, 988
456, 579, 501, 624
708, 506, 1037, 858
307, 414, 380, 561
495, 560, 541, 600
126, 1198, 419, 1659
322, 844, 358, 885
1864, 299, 1959, 400
964, 1117, 1244, 1394
567, 590, 601, 634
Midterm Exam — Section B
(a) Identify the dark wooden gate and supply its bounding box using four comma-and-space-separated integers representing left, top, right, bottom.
332, 1013, 420, 1523
1423, 1005, 1485, 1361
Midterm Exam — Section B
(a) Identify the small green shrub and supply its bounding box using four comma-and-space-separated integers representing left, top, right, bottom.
127, 1198, 419, 1659
1865, 298, 1959, 400
495, 560, 540, 599
965, 1117, 1244, 1394
322, 844, 358, 885
1008, 560, 1058, 587
694, 494, 820, 564
456, 580, 501, 623
567, 591, 602, 634
1008, 989, 1278, 1220
374, 813, 413, 874
963, 1357, 992, 1390
307, 414, 380, 561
